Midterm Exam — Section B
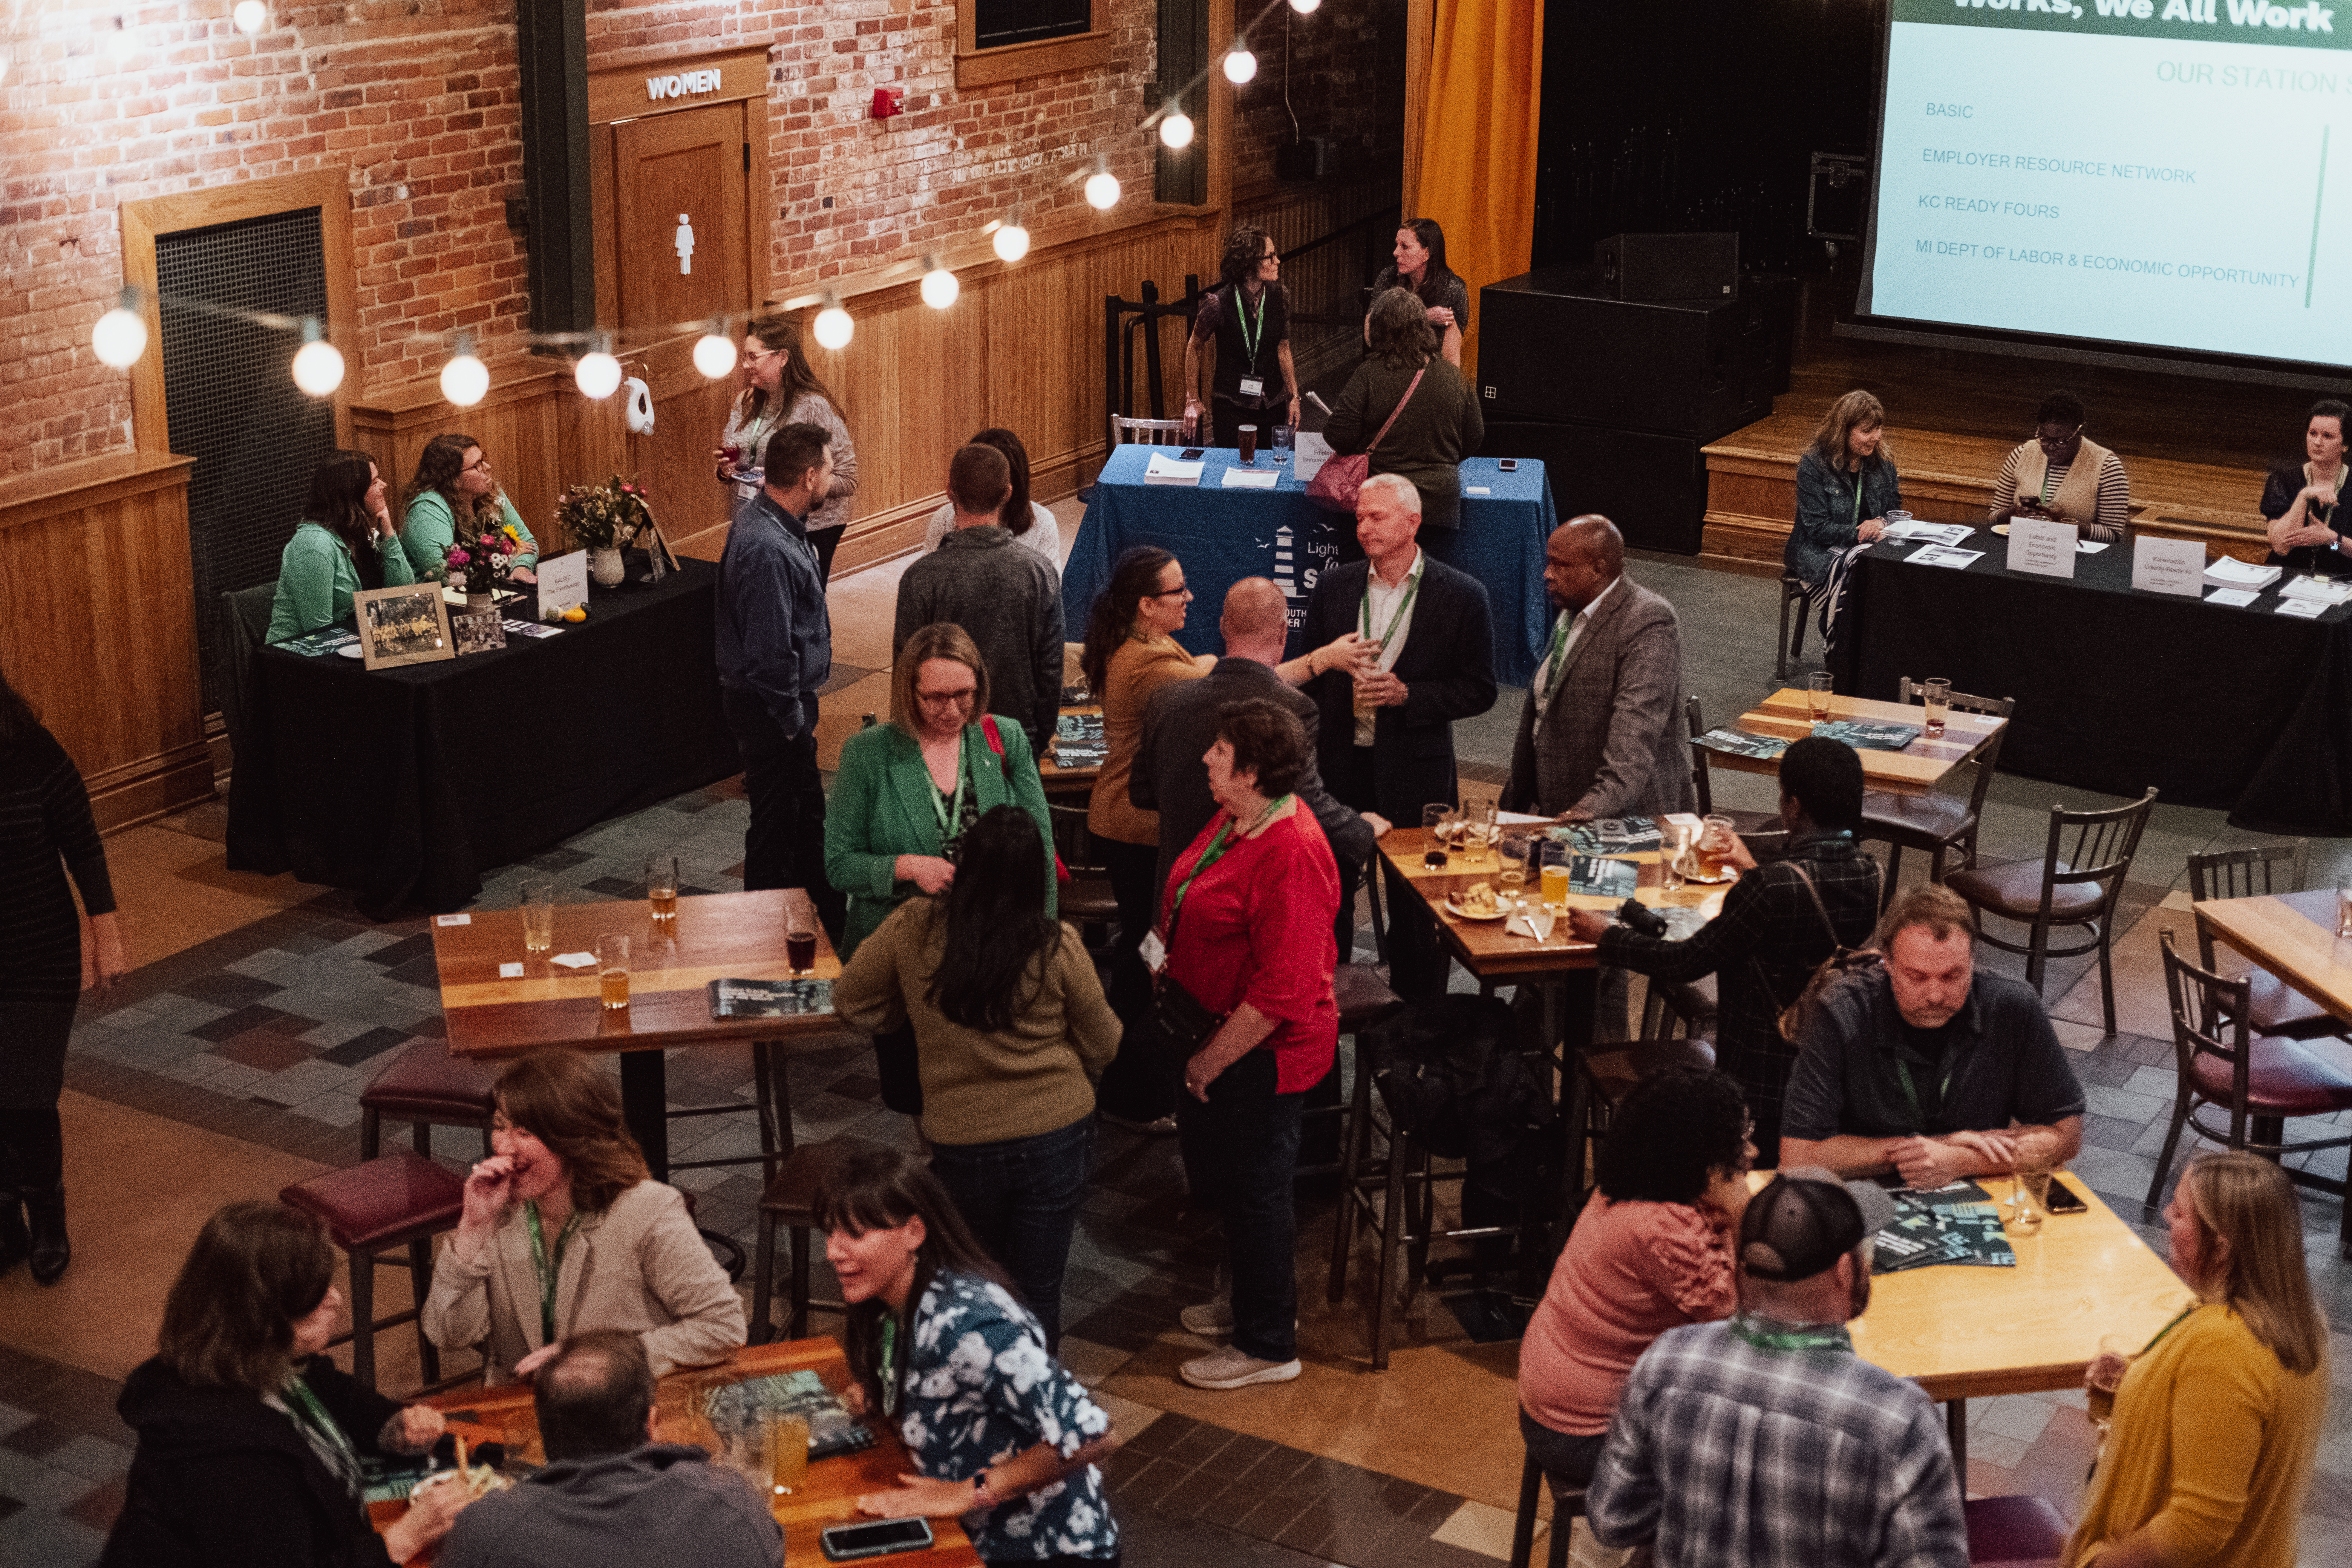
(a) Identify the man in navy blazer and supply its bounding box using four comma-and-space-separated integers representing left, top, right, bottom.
1300, 474, 1496, 997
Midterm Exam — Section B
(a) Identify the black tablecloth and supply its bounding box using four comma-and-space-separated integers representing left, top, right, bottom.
226, 561, 741, 917
1831, 541, 2352, 836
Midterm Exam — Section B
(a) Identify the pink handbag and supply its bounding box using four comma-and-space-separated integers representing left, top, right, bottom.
1305, 367, 1427, 513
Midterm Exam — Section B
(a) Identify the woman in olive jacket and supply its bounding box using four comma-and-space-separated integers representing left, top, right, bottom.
1325, 287, 1485, 534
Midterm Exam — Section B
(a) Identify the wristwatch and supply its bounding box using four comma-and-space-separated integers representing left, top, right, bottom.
971, 1469, 999, 1510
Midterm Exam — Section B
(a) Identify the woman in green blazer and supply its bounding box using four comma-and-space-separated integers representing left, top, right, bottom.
398, 433, 541, 583
826, 623, 1055, 1114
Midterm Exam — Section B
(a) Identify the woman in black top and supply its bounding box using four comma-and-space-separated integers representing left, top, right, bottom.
1367, 218, 1470, 368
1325, 288, 1485, 534
0, 666, 126, 1285
2262, 398, 2352, 576
1182, 225, 1300, 449
104, 1201, 472, 1568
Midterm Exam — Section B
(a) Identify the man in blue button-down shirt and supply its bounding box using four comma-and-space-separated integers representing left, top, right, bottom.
717, 422, 842, 934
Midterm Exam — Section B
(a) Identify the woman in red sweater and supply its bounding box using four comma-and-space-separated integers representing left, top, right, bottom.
1517, 1067, 1754, 1488
1160, 698, 1340, 1393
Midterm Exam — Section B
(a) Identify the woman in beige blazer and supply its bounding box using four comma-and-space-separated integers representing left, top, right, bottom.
422, 1052, 744, 1384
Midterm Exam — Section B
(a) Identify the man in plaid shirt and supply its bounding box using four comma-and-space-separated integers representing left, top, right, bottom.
1570, 737, 1881, 1166
1587, 1170, 1967, 1568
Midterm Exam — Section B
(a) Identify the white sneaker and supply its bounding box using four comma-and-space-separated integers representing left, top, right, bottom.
1180, 1346, 1303, 1390
1179, 1300, 1234, 1336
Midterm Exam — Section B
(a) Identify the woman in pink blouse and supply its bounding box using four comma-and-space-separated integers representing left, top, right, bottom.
1518, 1066, 1755, 1488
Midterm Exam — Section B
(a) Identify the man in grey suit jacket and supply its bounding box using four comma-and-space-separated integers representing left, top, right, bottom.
1503, 515, 1696, 822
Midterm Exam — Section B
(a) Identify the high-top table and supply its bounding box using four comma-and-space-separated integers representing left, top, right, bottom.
430, 888, 845, 1183
1709, 687, 2006, 799
372, 1336, 983, 1565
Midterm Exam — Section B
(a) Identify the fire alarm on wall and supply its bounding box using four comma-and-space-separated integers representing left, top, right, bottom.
871, 88, 903, 119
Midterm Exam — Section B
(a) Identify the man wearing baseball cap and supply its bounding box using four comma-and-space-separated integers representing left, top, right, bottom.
1586, 1168, 1967, 1566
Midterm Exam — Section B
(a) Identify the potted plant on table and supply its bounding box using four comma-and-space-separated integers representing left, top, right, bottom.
556, 476, 657, 588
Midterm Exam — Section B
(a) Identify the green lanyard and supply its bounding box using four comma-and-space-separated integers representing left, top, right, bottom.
1851, 468, 1866, 532
281, 1374, 363, 1485
1730, 1312, 1853, 1355
1893, 1054, 1957, 1133
1359, 556, 1424, 649
525, 1200, 581, 1346
1234, 285, 1267, 373
1166, 796, 1292, 941
878, 1314, 901, 1416
1537, 609, 1574, 704
926, 732, 970, 840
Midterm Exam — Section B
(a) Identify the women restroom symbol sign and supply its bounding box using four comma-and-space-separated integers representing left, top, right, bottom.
675, 213, 695, 275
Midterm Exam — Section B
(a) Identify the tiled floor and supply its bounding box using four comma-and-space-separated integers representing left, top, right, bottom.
4, 534, 2350, 1566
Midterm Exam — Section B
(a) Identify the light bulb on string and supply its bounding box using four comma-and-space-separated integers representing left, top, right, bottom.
989, 213, 1031, 264
439, 334, 488, 407
692, 320, 738, 379
233, 1, 268, 34
919, 256, 960, 310
104, 16, 137, 64
1083, 157, 1120, 211
1158, 107, 1195, 150
1289, 0, 1321, 12
290, 318, 344, 396
573, 331, 622, 399
1223, 48, 1257, 84
92, 288, 148, 368
812, 294, 854, 351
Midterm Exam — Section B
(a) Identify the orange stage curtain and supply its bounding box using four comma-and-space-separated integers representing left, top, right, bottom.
1411, 0, 1543, 384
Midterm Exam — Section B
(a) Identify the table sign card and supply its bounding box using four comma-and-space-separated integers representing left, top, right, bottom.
1292, 431, 1334, 481
537, 550, 590, 619
2132, 535, 2207, 597
2006, 516, 2078, 577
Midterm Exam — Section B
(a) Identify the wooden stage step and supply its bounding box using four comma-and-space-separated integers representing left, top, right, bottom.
1701, 407, 2275, 567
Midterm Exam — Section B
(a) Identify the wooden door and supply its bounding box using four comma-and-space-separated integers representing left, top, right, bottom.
613, 101, 750, 331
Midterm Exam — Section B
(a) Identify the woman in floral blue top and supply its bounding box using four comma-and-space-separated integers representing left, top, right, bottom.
823, 1144, 1121, 1565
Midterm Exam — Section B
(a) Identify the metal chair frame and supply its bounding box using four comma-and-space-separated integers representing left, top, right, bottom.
1684, 695, 1785, 848
1774, 575, 1812, 682
1863, 677, 2015, 909
1108, 415, 1190, 451
1955, 788, 2156, 1034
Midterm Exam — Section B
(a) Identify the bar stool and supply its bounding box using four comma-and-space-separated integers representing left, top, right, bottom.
1774, 574, 1813, 681
1963, 1494, 2070, 1566
358, 1043, 500, 1161
749, 1138, 868, 1343
1296, 963, 1408, 1182
279, 1151, 467, 1393
1507, 1449, 1585, 1568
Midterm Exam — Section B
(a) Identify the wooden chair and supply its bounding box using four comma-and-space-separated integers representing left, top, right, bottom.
1945, 788, 2156, 1034
1507, 1447, 1586, 1568
1108, 415, 1189, 450
1684, 695, 1786, 853
1774, 574, 1813, 682
1859, 677, 2015, 910
2147, 930, 2352, 1256
2186, 844, 2346, 1041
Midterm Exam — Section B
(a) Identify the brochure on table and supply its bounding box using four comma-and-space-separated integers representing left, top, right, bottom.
1142, 453, 1204, 486
537, 550, 589, 618
2005, 517, 2077, 579
2131, 536, 2205, 597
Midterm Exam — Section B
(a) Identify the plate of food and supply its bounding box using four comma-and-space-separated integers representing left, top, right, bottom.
1444, 882, 1507, 921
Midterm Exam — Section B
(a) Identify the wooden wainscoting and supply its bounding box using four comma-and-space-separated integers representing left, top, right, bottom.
0, 452, 212, 832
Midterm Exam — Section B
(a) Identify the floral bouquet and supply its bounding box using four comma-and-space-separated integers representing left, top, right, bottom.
555, 476, 656, 551
442, 522, 522, 596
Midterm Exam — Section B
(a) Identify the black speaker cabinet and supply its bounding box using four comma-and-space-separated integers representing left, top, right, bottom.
1594, 232, 1740, 301
1484, 421, 1708, 556
1476, 268, 1793, 442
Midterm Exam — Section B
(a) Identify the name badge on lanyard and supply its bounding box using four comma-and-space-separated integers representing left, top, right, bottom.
1237, 377, 1265, 399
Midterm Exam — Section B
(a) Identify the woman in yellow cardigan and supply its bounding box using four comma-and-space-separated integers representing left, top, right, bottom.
2063, 1152, 2328, 1568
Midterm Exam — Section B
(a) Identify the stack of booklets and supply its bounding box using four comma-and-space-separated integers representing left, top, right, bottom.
1142, 452, 1204, 485
708, 978, 834, 1020
1052, 711, 1109, 768
1870, 1179, 2016, 1274
2204, 556, 2282, 592
707, 1369, 875, 1460
1556, 816, 1663, 854
1695, 728, 1788, 760
1812, 718, 1920, 751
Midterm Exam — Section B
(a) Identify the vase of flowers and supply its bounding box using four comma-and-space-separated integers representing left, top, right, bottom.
555, 476, 656, 588
442, 523, 523, 607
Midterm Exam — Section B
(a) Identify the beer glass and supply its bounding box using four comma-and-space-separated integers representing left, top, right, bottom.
646, 854, 679, 925
1807, 671, 1833, 722
1237, 424, 1258, 465
521, 877, 556, 955
599, 934, 631, 1011
1922, 677, 1952, 740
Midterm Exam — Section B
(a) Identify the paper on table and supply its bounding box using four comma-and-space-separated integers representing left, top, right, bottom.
2205, 587, 2259, 607
1464, 485, 1492, 495
551, 951, 597, 969
1510, 908, 1557, 942
2279, 575, 2352, 603
2277, 596, 2328, 618
1292, 431, 1333, 481
498, 962, 524, 978
1908, 545, 1984, 569
2205, 555, 2283, 588
1884, 521, 1974, 547
1496, 810, 1554, 825
1219, 467, 1280, 489
2077, 540, 2111, 553
1142, 453, 1204, 485
537, 550, 589, 618
435, 913, 471, 926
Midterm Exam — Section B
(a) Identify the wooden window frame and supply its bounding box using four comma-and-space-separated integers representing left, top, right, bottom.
956, 1, 1111, 88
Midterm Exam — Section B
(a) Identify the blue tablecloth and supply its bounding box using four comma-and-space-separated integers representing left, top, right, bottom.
1063, 447, 1556, 686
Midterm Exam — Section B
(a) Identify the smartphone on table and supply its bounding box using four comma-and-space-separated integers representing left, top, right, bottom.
820, 1517, 936, 1561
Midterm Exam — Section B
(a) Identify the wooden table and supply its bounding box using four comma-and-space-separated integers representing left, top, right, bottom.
1036, 703, 1104, 801
372, 1337, 982, 1566
432, 889, 845, 1183
2195, 887, 2352, 1021
1847, 1171, 2194, 1475
1713, 688, 2006, 799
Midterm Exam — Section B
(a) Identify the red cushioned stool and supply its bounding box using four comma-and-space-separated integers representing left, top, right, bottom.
751, 1139, 872, 1344
359, 1043, 501, 1162
1964, 1494, 2070, 1566
280, 1150, 467, 1393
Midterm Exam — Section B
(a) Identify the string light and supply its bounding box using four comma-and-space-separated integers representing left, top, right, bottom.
1223, 48, 1257, 84
812, 294, 854, 351
1288, 0, 1320, 12
988, 213, 1031, 264
919, 256, 960, 310
233, 1, 268, 34
92, 289, 148, 369
439, 334, 488, 407
290, 318, 345, 396
573, 331, 622, 399
691, 319, 738, 379
104, 16, 137, 64
1083, 157, 1121, 211
1158, 106, 1195, 150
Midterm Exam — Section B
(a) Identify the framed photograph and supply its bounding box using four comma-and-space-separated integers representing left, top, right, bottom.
450, 605, 507, 656
352, 582, 456, 670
